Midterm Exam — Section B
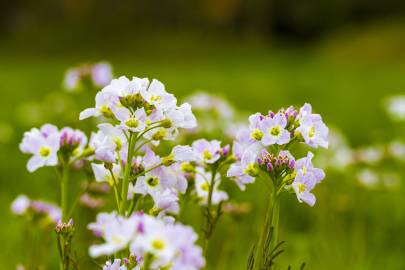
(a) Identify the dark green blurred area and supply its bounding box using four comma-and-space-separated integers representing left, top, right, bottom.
1, 1, 405, 269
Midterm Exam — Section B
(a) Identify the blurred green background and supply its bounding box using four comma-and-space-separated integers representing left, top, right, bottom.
1, 0, 405, 269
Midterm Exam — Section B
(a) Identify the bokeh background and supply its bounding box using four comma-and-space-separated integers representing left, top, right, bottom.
1, 0, 405, 269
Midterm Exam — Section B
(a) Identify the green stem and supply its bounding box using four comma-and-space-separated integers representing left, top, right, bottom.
61, 166, 69, 222
203, 167, 217, 257
253, 188, 280, 270
119, 133, 136, 215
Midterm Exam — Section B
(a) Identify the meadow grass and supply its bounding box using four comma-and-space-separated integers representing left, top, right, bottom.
1, 25, 405, 269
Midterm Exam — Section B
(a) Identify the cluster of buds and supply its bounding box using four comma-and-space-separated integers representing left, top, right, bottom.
257, 150, 295, 177
55, 219, 75, 235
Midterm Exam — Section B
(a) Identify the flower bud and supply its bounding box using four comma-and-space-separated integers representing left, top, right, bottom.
161, 155, 175, 166
161, 119, 173, 128
151, 128, 167, 140
266, 163, 273, 172
180, 162, 196, 173
55, 219, 75, 235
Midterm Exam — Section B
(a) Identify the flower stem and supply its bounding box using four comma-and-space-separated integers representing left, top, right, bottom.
61, 166, 69, 222
203, 167, 217, 257
253, 186, 280, 270
119, 133, 136, 215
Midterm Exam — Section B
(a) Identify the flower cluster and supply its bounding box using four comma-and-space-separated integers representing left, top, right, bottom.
80, 76, 196, 135
64, 62, 113, 91
167, 139, 232, 206
227, 103, 328, 206
89, 212, 205, 270
19, 124, 89, 172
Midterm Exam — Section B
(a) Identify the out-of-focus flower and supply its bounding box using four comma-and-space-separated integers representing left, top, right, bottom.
385, 95, 405, 121
91, 163, 121, 186
195, 168, 228, 205
355, 146, 384, 164
185, 92, 234, 120
11, 195, 30, 215
88, 212, 138, 257
11, 195, 61, 223
227, 149, 258, 190
92, 62, 113, 88
357, 169, 379, 188
388, 140, 405, 161
63, 62, 113, 91
79, 193, 106, 209
89, 212, 205, 270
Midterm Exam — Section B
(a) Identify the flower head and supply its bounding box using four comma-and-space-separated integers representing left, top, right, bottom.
296, 103, 328, 148
259, 113, 290, 146
20, 124, 61, 172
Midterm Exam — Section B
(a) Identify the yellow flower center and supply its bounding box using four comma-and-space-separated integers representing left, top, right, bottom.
112, 137, 122, 151
243, 163, 258, 177
297, 183, 306, 193
200, 182, 209, 191
152, 239, 165, 250
270, 126, 281, 136
100, 105, 113, 118
202, 150, 212, 160
125, 117, 139, 128
250, 128, 263, 140
308, 126, 316, 138
146, 177, 159, 187
39, 147, 51, 157
151, 95, 162, 102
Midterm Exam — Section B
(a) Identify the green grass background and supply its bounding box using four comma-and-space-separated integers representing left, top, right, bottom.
1, 20, 405, 269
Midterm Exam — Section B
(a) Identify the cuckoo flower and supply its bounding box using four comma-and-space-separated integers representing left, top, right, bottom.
20, 124, 61, 172
227, 149, 258, 190
192, 139, 222, 164
259, 113, 290, 146
79, 91, 117, 120
195, 168, 228, 205
141, 79, 177, 111
297, 103, 329, 148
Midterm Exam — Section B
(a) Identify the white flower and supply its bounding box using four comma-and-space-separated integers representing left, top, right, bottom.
141, 79, 177, 111
88, 213, 138, 257
89, 124, 126, 163
79, 91, 117, 120
103, 76, 149, 98
90, 212, 205, 270
171, 145, 196, 162
259, 113, 291, 146
192, 139, 222, 164
102, 259, 127, 270
357, 169, 379, 189
296, 103, 328, 148
195, 168, 228, 205
227, 149, 258, 190
20, 125, 61, 172
385, 95, 405, 121
152, 189, 180, 215
114, 107, 147, 133
91, 163, 121, 185
166, 103, 197, 129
